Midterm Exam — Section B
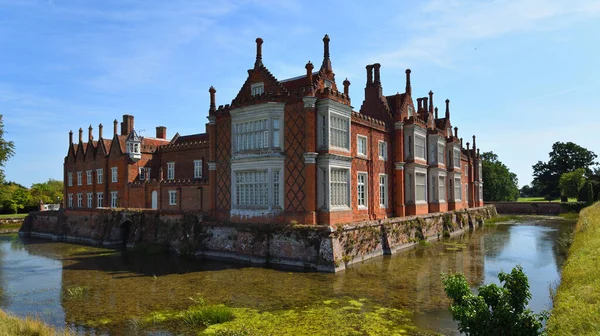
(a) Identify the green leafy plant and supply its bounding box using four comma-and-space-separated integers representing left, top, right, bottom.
442, 265, 547, 336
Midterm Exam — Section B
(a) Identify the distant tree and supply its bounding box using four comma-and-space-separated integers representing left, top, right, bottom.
0, 115, 15, 184
559, 168, 586, 199
3, 187, 31, 214
520, 185, 533, 197
481, 152, 519, 201
30, 179, 63, 204
442, 265, 547, 336
532, 142, 597, 200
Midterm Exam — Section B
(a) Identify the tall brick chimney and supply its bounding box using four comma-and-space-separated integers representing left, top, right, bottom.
78, 128, 83, 143
69, 130, 73, 146
113, 119, 118, 136
405, 69, 412, 95
88, 125, 93, 142
98, 123, 103, 139
156, 126, 167, 139
121, 114, 134, 136
255, 37, 263, 68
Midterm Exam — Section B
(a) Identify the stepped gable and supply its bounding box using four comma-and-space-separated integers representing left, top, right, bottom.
386, 92, 408, 120
231, 38, 290, 108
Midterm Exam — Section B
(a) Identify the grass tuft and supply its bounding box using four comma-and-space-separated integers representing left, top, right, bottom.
181, 304, 235, 327
547, 202, 600, 335
0, 309, 75, 336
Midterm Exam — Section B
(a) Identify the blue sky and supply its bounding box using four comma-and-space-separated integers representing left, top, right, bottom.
2, 0, 599, 188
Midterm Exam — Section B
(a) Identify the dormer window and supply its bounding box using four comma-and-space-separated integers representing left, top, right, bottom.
408, 106, 414, 118
447, 126, 453, 138
125, 129, 142, 161
251, 82, 264, 96
324, 80, 333, 89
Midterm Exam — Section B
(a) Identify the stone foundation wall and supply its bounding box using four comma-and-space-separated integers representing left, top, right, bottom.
19, 205, 496, 272
488, 202, 562, 215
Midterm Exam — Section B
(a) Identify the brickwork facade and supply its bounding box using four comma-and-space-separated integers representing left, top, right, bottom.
64, 35, 484, 226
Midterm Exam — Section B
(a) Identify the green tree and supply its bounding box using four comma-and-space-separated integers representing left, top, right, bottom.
0, 115, 15, 184
559, 168, 586, 199
442, 265, 547, 336
532, 142, 597, 200
30, 179, 63, 204
481, 152, 519, 201
3, 187, 31, 214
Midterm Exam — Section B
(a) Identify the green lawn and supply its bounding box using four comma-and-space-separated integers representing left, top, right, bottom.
0, 213, 29, 219
517, 197, 577, 203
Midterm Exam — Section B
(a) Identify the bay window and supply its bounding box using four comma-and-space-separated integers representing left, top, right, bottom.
416, 173, 426, 202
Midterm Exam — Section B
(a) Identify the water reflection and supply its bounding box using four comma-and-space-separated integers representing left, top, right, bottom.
0, 217, 574, 335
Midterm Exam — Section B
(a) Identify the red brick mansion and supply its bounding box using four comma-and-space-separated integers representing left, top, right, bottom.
64, 35, 483, 226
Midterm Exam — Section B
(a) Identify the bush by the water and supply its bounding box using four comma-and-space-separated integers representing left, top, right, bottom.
442, 265, 546, 336
181, 304, 234, 327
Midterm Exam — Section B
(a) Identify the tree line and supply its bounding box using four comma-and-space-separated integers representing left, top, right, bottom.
483, 141, 598, 202
0, 179, 64, 214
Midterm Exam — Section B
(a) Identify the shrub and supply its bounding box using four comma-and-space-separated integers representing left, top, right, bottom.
442, 265, 547, 336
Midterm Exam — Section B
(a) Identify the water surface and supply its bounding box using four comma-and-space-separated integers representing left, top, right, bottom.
0, 217, 573, 335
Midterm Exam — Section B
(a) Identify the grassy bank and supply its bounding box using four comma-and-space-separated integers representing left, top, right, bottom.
0, 309, 73, 336
0, 213, 28, 219
547, 202, 600, 335
516, 197, 577, 203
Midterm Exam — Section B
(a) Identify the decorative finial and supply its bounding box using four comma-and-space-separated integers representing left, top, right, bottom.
209, 86, 216, 113
405, 69, 412, 95
343, 78, 350, 97
255, 37, 263, 68
320, 34, 332, 72
445, 99, 450, 119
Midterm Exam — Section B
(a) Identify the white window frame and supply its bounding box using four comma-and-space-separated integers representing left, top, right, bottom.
357, 172, 368, 208
139, 167, 147, 180
357, 135, 368, 157
110, 191, 118, 208
415, 135, 426, 160
251, 82, 264, 96
415, 172, 427, 203
97, 192, 103, 208
329, 114, 350, 150
169, 190, 177, 205
77, 171, 82, 186
68, 193, 73, 208
68, 172, 73, 187
194, 160, 203, 178
379, 174, 388, 208
97, 168, 103, 184
230, 156, 285, 216
86, 170, 92, 185
453, 148, 461, 168
77, 193, 82, 208
439, 176, 446, 202
407, 106, 414, 118
330, 168, 350, 209
316, 157, 352, 211
167, 162, 175, 180
87, 193, 93, 208
111, 167, 118, 183
316, 99, 352, 152
378, 141, 388, 161
230, 102, 285, 155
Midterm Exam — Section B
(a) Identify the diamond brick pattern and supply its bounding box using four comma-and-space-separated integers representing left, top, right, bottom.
216, 119, 231, 210
284, 108, 306, 212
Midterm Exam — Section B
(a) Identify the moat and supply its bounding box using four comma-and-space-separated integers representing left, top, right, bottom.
1, 216, 574, 335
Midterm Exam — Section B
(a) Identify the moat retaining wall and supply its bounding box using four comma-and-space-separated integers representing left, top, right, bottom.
19, 206, 496, 272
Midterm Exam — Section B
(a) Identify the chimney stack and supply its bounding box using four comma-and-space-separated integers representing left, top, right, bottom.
366, 65, 373, 87
78, 128, 83, 143
454, 127, 458, 138
305, 61, 314, 85
472, 135, 477, 152
373, 63, 381, 85
445, 99, 450, 119
88, 125, 93, 142
254, 37, 263, 68
121, 115, 134, 136
416, 98, 423, 110
69, 130, 73, 146
423, 97, 428, 112
434, 107, 439, 119
156, 126, 167, 139
113, 119, 118, 136
98, 124, 103, 139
